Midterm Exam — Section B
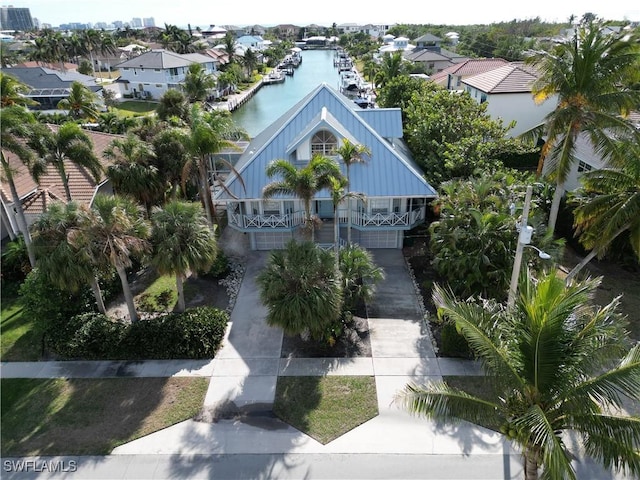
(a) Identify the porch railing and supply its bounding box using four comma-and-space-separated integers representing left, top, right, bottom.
228, 211, 305, 229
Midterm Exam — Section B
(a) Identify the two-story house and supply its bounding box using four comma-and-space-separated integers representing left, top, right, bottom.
214, 83, 437, 250
114, 49, 218, 100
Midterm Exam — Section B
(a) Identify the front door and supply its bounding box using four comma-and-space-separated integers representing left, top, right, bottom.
316, 200, 334, 219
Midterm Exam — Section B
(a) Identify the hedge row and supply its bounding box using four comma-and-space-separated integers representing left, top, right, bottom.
46, 306, 229, 360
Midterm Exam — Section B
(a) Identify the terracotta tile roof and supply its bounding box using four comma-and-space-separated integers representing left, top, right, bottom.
426, 58, 508, 87
1, 126, 123, 215
462, 63, 539, 94
14, 61, 79, 71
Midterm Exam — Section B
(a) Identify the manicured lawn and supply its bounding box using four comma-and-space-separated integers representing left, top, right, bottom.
112, 100, 158, 117
0, 292, 43, 361
1, 377, 208, 456
273, 376, 378, 444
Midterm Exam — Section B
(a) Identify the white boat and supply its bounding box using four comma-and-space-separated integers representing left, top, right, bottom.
263, 70, 285, 84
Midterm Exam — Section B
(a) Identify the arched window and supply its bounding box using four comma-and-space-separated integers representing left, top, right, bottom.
310, 130, 337, 156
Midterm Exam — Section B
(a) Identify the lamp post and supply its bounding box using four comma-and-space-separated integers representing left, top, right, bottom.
507, 185, 550, 309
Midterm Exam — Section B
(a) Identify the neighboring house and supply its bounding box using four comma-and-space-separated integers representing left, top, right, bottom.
215, 83, 437, 250
2, 66, 102, 110
1, 127, 120, 240
413, 33, 443, 50
379, 36, 414, 53
428, 58, 509, 89
236, 35, 267, 52
14, 60, 79, 71
461, 62, 558, 137
114, 49, 218, 100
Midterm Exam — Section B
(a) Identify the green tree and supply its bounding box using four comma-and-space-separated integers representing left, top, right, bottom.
241, 48, 258, 79
0, 72, 37, 108
257, 240, 343, 342
57, 81, 101, 120
183, 63, 216, 103
151, 127, 191, 199
566, 142, 640, 282
335, 139, 371, 245
150, 201, 218, 312
374, 52, 406, 89
0, 106, 46, 267
400, 272, 640, 480
69, 194, 150, 323
104, 133, 164, 216
31, 201, 107, 313
526, 18, 640, 233
263, 156, 341, 241
339, 244, 384, 312
156, 89, 190, 123
29, 122, 103, 202
328, 175, 364, 259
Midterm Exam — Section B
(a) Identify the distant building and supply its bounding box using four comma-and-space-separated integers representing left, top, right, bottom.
113, 20, 124, 29
143, 17, 155, 28
0, 6, 34, 31
130, 17, 142, 28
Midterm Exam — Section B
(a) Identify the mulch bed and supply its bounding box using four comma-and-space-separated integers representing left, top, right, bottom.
280, 315, 372, 358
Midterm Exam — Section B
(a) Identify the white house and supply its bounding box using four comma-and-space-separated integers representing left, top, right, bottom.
215, 83, 437, 250
114, 49, 218, 100
236, 35, 267, 52
461, 63, 558, 137
379, 36, 414, 54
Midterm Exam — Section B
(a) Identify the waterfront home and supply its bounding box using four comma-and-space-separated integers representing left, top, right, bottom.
215, 83, 437, 250
114, 49, 218, 100
236, 35, 267, 52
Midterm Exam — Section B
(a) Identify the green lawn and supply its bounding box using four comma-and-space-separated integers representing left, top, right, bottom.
1, 377, 208, 456
273, 376, 378, 444
0, 292, 43, 361
112, 100, 158, 117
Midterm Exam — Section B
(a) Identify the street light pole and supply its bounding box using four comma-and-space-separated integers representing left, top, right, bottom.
507, 185, 533, 309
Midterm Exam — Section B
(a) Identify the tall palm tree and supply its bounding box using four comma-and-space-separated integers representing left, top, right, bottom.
339, 244, 384, 312
257, 239, 343, 342
156, 89, 190, 122
328, 175, 364, 259
565, 142, 640, 283
57, 81, 101, 120
241, 48, 258, 79
399, 271, 640, 480
263, 155, 341, 241
0, 106, 47, 267
374, 51, 405, 89
151, 127, 191, 200
29, 122, 103, 202
69, 194, 150, 323
104, 133, 164, 216
222, 32, 238, 65
31, 201, 107, 313
150, 201, 218, 312
183, 63, 216, 103
526, 19, 640, 233
182, 104, 248, 226
80, 29, 102, 77
0, 73, 38, 108
335, 138, 371, 245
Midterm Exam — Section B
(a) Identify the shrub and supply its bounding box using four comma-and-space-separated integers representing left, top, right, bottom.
204, 251, 230, 279
440, 321, 471, 358
1, 237, 31, 284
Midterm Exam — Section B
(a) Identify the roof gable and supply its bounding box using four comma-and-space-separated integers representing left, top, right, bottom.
218, 84, 436, 200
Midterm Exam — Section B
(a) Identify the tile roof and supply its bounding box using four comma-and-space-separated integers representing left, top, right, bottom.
462, 63, 539, 94
1, 126, 122, 215
3, 66, 101, 91
414, 33, 443, 43
115, 50, 213, 69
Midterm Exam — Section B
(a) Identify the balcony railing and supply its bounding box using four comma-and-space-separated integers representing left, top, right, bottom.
228, 206, 426, 230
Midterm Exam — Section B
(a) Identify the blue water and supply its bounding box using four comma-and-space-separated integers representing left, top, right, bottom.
232, 49, 342, 137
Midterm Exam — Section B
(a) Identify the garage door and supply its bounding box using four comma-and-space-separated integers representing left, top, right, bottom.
254, 231, 293, 250
358, 230, 400, 249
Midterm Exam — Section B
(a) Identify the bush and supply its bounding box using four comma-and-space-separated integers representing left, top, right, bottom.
1, 237, 31, 284
440, 321, 471, 358
47, 306, 229, 360
204, 251, 230, 279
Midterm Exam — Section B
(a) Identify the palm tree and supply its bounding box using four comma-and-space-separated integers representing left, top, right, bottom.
57, 81, 101, 120
29, 122, 103, 202
263, 155, 342, 241
151, 127, 191, 199
150, 201, 218, 312
182, 104, 248, 226
374, 51, 405, 89
104, 133, 164, 216
222, 32, 238, 64
328, 175, 364, 259
0, 106, 47, 267
241, 48, 258, 79
0, 73, 38, 108
335, 138, 371, 245
565, 143, 640, 283
526, 18, 640, 233
31, 201, 107, 313
156, 89, 190, 122
399, 271, 640, 480
183, 63, 216, 103
339, 245, 385, 312
69, 194, 150, 323
257, 239, 343, 342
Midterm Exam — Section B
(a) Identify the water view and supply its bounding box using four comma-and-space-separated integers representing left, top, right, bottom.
232, 49, 343, 137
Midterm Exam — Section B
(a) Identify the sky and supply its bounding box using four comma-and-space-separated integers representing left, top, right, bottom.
12, 0, 640, 28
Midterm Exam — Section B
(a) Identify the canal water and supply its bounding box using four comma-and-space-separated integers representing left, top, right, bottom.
232, 49, 343, 137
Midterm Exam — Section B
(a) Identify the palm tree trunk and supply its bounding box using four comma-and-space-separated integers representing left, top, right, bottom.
334, 204, 340, 262
547, 180, 564, 234
565, 224, 630, 285
7, 174, 36, 267
176, 274, 186, 313
90, 276, 106, 314
198, 157, 214, 226
346, 169, 352, 245
116, 265, 138, 323
62, 174, 72, 203
524, 449, 539, 480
